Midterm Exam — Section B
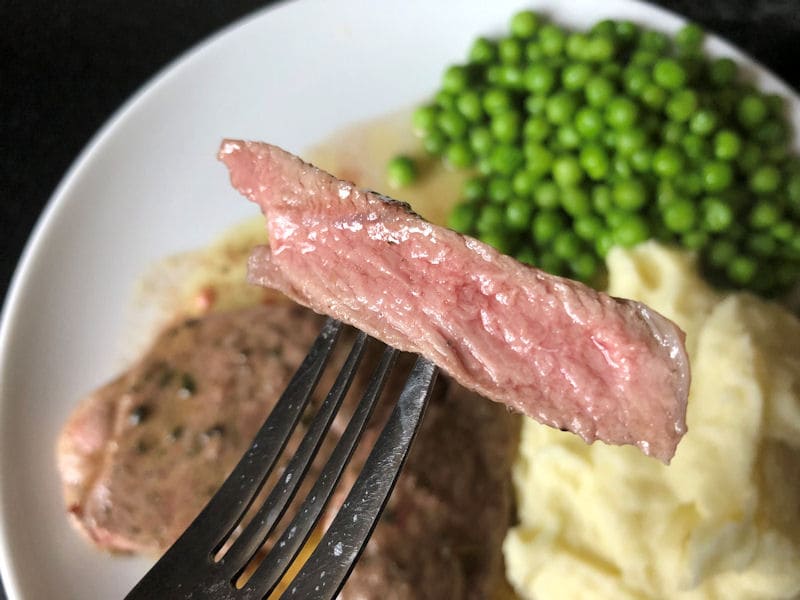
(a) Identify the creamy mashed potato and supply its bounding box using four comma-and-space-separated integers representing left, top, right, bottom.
504, 241, 800, 600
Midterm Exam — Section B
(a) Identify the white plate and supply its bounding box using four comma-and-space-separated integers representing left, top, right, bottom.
1, 1, 798, 598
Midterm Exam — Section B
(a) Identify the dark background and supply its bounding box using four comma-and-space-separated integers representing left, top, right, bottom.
0, 1, 798, 597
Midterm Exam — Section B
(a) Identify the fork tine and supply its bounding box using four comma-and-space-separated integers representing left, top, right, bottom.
240, 344, 400, 597
125, 318, 342, 599
218, 330, 369, 576
278, 356, 439, 600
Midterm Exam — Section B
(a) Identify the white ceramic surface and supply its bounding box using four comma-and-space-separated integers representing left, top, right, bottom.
1, 1, 798, 598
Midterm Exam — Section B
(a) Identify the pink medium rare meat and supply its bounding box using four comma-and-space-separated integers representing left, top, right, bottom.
218, 140, 690, 462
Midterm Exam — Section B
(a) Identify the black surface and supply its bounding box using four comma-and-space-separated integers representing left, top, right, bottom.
0, 1, 799, 598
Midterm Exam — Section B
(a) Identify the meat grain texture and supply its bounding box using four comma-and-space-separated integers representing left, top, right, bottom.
219, 140, 690, 462
58, 302, 518, 598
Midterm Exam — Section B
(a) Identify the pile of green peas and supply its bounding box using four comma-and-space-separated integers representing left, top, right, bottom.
388, 10, 800, 297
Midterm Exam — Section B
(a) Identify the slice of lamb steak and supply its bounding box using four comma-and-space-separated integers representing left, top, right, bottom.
218, 140, 690, 463
57, 302, 518, 598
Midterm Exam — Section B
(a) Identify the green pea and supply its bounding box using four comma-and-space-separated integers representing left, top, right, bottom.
469, 127, 493, 156
442, 65, 469, 94
681, 230, 709, 250
505, 198, 534, 231
616, 129, 647, 156
532, 210, 566, 244
422, 130, 447, 155
690, 109, 718, 136
738, 94, 769, 128
448, 201, 479, 233
476, 204, 505, 234
435, 90, 457, 110
469, 37, 496, 64
641, 84, 666, 109
412, 105, 438, 136
750, 165, 782, 194
553, 230, 583, 260
613, 214, 651, 247
630, 147, 653, 173
525, 41, 545, 63
489, 145, 524, 175
570, 253, 600, 281
524, 143, 553, 174
539, 24, 567, 56
574, 214, 605, 241
524, 94, 547, 116
510, 10, 540, 38
497, 65, 524, 90
523, 64, 556, 94
666, 90, 698, 122
682, 134, 708, 161
595, 230, 616, 256
586, 35, 615, 62
445, 142, 474, 169
456, 91, 484, 122
560, 186, 591, 217
771, 220, 795, 241
639, 29, 670, 53
675, 23, 704, 52
615, 20, 638, 41
709, 57, 737, 87
652, 146, 684, 178
562, 63, 592, 90
534, 181, 560, 209
491, 111, 522, 143
713, 129, 742, 160
546, 92, 579, 125
556, 125, 581, 150
512, 169, 538, 197
523, 117, 551, 142
605, 97, 639, 129
585, 76, 615, 107
487, 178, 513, 203
653, 58, 687, 89
574, 107, 604, 140
662, 122, 685, 145
613, 179, 647, 210
552, 155, 584, 187
749, 200, 782, 228
499, 37, 523, 64
566, 33, 590, 60
483, 88, 513, 116
623, 66, 650, 96
702, 161, 733, 192
386, 155, 417, 188
438, 110, 468, 139
700, 196, 734, 232
580, 144, 610, 180
727, 255, 758, 285
592, 184, 614, 213
662, 199, 697, 233
461, 177, 486, 202
706, 239, 737, 267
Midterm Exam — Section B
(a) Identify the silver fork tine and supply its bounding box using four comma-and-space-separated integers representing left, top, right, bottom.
218, 329, 369, 576
240, 345, 400, 596
125, 318, 342, 598
279, 356, 438, 600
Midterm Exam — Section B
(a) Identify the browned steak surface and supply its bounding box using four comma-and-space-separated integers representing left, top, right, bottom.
57, 302, 518, 597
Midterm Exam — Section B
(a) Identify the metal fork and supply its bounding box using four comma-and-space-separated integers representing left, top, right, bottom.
125, 318, 438, 599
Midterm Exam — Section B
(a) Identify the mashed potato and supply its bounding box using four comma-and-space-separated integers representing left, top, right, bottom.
504, 242, 800, 600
